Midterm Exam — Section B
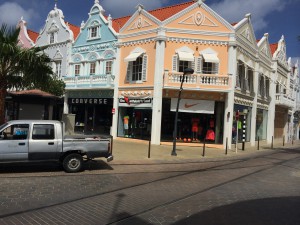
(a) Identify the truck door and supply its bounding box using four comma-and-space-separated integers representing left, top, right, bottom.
29, 124, 59, 160
0, 123, 29, 161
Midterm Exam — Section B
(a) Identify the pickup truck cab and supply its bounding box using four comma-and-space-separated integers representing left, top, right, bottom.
0, 120, 113, 172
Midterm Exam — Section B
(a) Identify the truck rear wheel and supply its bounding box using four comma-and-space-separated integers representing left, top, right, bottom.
62, 153, 83, 173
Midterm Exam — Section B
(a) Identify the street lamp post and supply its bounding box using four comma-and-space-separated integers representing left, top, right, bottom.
171, 68, 194, 156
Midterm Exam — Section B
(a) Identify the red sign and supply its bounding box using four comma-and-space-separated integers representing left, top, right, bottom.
112, 108, 115, 114
236, 111, 239, 120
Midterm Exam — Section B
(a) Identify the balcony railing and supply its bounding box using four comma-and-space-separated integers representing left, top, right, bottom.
63, 74, 114, 89
163, 71, 231, 91
275, 93, 295, 108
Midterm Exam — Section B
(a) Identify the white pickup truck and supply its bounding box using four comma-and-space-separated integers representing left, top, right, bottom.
0, 120, 113, 172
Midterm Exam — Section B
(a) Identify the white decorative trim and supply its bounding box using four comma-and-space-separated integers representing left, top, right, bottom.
234, 96, 253, 107
120, 90, 152, 97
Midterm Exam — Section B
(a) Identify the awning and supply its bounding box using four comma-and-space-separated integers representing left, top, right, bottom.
124, 52, 143, 62
202, 53, 219, 63
177, 51, 194, 62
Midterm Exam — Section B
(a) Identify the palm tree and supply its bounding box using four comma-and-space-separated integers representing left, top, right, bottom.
0, 24, 56, 124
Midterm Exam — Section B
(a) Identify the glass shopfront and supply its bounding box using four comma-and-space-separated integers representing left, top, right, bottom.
233, 104, 252, 143
117, 97, 153, 140
161, 98, 224, 144
256, 108, 268, 140
68, 98, 113, 134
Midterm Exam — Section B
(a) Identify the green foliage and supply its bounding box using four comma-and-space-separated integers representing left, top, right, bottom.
0, 23, 65, 96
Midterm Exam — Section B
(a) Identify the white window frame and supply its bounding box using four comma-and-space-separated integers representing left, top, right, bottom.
90, 62, 96, 75
54, 61, 62, 77
74, 64, 81, 76
202, 61, 218, 74
131, 56, 143, 82
49, 33, 55, 44
88, 21, 101, 40
105, 61, 113, 75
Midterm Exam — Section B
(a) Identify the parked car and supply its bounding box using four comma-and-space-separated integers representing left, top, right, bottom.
0, 120, 113, 172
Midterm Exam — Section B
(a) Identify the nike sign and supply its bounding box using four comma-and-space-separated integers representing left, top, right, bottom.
184, 103, 198, 108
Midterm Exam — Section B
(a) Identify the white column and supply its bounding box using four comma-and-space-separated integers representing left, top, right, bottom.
223, 43, 236, 149
250, 65, 259, 146
151, 37, 166, 145
267, 75, 276, 143
111, 47, 121, 138
63, 91, 69, 114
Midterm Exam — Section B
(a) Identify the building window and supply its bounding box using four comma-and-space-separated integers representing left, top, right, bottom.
106, 61, 113, 74
88, 21, 101, 39
202, 61, 218, 74
265, 79, 270, 98
90, 62, 96, 75
179, 61, 192, 73
132, 57, 143, 81
74, 64, 80, 76
55, 61, 62, 77
50, 33, 55, 44
90, 27, 98, 38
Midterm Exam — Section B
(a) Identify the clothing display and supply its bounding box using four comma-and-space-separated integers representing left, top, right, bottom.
205, 129, 215, 141
123, 115, 129, 130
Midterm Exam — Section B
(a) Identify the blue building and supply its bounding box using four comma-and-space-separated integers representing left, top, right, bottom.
64, 0, 118, 134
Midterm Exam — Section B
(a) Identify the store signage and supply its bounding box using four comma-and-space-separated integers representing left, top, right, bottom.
171, 98, 215, 114
119, 98, 152, 107
69, 98, 112, 105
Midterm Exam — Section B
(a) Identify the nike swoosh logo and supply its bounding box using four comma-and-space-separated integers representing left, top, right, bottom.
184, 103, 198, 108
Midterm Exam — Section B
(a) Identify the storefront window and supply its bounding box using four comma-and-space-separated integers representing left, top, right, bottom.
118, 108, 152, 140
160, 99, 224, 144
256, 108, 268, 140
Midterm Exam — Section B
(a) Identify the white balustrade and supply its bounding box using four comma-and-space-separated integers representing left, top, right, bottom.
165, 72, 230, 89
63, 74, 113, 89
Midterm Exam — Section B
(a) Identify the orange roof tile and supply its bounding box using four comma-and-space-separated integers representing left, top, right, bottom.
112, 16, 131, 32
148, 1, 194, 21
27, 29, 39, 43
66, 22, 80, 40
270, 43, 278, 55
111, 1, 193, 32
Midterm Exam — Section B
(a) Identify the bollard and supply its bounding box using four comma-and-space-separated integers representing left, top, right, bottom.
148, 136, 151, 158
110, 135, 113, 155
271, 136, 274, 149
283, 135, 285, 146
202, 139, 206, 157
257, 136, 260, 150
225, 137, 228, 155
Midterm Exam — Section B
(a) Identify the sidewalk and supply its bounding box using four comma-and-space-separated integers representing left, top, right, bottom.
110, 137, 300, 164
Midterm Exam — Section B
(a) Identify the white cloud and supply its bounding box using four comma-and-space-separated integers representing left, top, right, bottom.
210, 0, 286, 31
0, 2, 35, 27
102, 0, 164, 18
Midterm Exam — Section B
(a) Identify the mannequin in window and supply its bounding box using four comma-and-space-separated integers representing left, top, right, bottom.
191, 117, 200, 141
123, 115, 129, 137
206, 116, 215, 141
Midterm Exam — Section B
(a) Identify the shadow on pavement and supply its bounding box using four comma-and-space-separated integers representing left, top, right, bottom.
0, 160, 113, 174
173, 196, 300, 225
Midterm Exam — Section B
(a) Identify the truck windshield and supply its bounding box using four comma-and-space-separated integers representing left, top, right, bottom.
0, 123, 8, 131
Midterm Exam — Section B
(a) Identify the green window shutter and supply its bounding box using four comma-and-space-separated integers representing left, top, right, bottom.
142, 55, 148, 81
213, 63, 219, 74
195, 57, 202, 74
126, 62, 132, 82
172, 55, 178, 71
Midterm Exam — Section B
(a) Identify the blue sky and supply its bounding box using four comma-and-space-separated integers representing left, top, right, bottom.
1, 0, 299, 61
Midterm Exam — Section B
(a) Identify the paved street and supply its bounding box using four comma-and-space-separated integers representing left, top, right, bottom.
0, 147, 299, 225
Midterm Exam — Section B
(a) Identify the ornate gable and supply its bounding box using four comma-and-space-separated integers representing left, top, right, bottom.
163, 1, 233, 34
273, 35, 288, 66
120, 5, 161, 35
235, 14, 257, 48
179, 11, 218, 27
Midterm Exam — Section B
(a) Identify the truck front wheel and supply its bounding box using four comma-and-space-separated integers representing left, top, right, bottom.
62, 153, 83, 173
